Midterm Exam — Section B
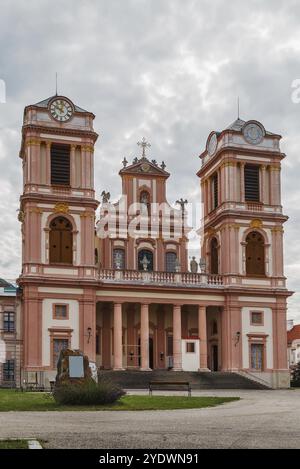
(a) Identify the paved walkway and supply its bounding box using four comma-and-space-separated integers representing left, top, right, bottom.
0, 389, 299, 449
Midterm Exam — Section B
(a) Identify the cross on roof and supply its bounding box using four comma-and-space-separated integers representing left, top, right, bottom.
137, 137, 151, 158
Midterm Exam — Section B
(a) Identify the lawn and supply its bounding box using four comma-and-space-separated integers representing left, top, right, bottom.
0, 439, 29, 449
0, 389, 239, 411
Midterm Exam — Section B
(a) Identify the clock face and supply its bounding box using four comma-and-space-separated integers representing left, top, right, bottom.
49, 98, 73, 122
207, 133, 218, 156
141, 163, 150, 172
243, 122, 264, 145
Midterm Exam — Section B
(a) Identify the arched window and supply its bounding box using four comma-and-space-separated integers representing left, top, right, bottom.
166, 252, 177, 272
113, 248, 125, 269
210, 237, 219, 274
246, 231, 265, 276
140, 190, 150, 215
49, 217, 73, 264
138, 249, 153, 271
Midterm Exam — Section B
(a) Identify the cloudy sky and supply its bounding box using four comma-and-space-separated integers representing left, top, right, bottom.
0, 0, 300, 321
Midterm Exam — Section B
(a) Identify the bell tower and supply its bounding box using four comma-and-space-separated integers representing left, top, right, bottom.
197, 118, 287, 284
18, 95, 99, 383
197, 118, 291, 386
19, 95, 98, 275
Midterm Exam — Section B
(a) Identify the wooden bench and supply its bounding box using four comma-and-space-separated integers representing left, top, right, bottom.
149, 381, 191, 397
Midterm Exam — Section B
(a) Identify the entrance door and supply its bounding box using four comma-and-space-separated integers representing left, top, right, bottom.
212, 345, 218, 371
251, 343, 264, 370
137, 337, 154, 369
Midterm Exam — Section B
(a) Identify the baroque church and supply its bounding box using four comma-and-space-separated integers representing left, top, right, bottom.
16, 94, 292, 389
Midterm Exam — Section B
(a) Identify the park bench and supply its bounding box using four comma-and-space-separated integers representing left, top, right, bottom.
149, 380, 191, 397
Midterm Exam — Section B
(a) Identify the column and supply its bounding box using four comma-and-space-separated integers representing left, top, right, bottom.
140, 303, 151, 370
173, 304, 182, 371
113, 303, 124, 370
198, 306, 209, 371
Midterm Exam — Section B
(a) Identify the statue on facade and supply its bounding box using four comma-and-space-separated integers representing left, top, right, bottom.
140, 254, 150, 271
101, 190, 110, 204
114, 251, 123, 270
190, 256, 198, 273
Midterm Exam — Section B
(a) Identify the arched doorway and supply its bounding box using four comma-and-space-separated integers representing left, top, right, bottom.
210, 237, 219, 274
49, 216, 73, 264
246, 231, 265, 276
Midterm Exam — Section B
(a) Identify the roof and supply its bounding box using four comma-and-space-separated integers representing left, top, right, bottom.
33, 95, 89, 113
119, 156, 170, 177
0, 278, 13, 288
287, 325, 300, 343
226, 118, 277, 136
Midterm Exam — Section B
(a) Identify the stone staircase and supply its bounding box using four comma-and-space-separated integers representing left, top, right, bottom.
99, 369, 269, 390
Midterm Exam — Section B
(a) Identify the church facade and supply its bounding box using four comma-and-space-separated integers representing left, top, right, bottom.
17, 95, 292, 388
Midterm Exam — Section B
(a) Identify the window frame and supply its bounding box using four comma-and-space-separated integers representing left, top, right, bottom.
3, 359, 15, 382
250, 310, 264, 326
52, 304, 69, 320
3, 311, 15, 333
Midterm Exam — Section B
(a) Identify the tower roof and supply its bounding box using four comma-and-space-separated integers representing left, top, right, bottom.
226, 118, 277, 137
33, 95, 89, 113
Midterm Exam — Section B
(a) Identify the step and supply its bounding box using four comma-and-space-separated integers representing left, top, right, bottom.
99, 370, 268, 390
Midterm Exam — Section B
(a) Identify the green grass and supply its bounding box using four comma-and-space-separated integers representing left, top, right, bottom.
0, 439, 29, 449
0, 389, 239, 411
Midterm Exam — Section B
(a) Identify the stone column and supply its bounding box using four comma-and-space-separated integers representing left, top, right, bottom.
140, 303, 151, 370
198, 305, 209, 371
172, 304, 182, 371
113, 303, 124, 370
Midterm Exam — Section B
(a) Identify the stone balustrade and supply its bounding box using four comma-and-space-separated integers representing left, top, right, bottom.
98, 268, 223, 286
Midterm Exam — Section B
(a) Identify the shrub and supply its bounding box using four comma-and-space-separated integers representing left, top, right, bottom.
53, 378, 125, 406
291, 362, 300, 387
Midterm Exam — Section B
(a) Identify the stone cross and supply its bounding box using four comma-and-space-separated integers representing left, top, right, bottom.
137, 137, 151, 158
176, 198, 188, 211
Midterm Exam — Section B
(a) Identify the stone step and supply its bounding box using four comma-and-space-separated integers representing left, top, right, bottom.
99, 370, 268, 389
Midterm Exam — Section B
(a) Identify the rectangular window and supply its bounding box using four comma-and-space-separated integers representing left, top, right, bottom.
245, 164, 260, 202
53, 304, 68, 319
3, 360, 15, 381
251, 311, 263, 325
212, 173, 218, 209
51, 143, 70, 186
53, 338, 69, 368
3, 312, 15, 332
186, 342, 195, 353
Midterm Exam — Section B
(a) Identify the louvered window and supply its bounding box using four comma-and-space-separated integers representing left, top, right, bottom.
212, 173, 218, 209
245, 165, 260, 202
51, 144, 70, 185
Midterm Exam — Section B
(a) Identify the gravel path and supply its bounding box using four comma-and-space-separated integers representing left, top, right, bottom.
0, 389, 299, 449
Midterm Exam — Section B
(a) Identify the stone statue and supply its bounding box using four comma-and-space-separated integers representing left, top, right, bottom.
161, 161, 166, 170
122, 157, 128, 167
190, 256, 198, 273
114, 251, 123, 269
140, 254, 150, 271
175, 258, 181, 272
101, 190, 110, 204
